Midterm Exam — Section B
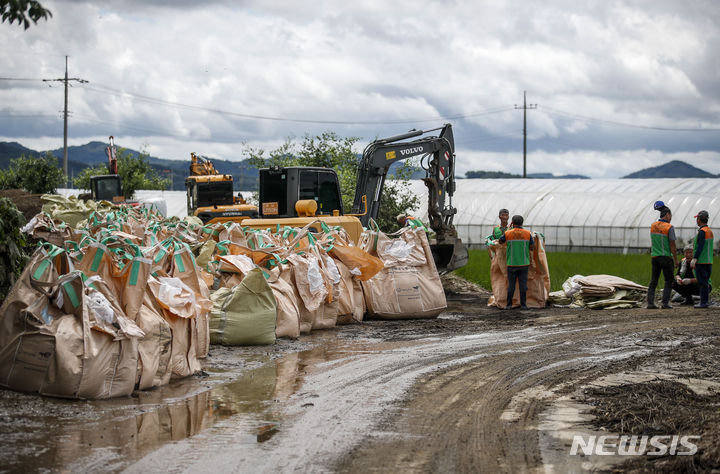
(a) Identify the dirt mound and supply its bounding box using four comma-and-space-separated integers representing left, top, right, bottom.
585, 349, 720, 472
441, 273, 491, 296
0, 189, 43, 223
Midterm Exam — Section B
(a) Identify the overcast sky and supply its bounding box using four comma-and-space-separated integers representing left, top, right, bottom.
1, 0, 719, 178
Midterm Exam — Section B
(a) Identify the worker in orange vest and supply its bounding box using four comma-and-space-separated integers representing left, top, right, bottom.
647, 201, 678, 309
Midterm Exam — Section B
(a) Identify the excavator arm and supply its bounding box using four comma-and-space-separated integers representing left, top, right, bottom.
351, 124, 468, 272
189, 152, 221, 176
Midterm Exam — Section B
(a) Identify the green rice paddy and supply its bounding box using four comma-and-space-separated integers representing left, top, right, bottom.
454, 250, 720, 296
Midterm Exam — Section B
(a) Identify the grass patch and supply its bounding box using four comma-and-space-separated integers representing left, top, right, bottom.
455, 250, 720, 297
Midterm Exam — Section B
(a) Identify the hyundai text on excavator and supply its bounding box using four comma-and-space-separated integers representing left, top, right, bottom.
243, 124, 468, 273
185, 152, 258, 224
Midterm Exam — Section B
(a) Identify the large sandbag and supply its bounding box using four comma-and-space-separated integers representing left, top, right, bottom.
361, 226, 446, 319
279, 263, 314, 335
217, 254, 300, 339
266, 265, 301, 339
209, 268, 276, 345
134, 291, 173, 390
169, 242, 211, 359
334, 259, 365, 325
20, 212, 74, 247
147, 275, 203, 378
0, 245, 142, 399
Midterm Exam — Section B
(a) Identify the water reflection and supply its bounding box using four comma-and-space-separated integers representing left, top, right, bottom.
2, 335, 422, 473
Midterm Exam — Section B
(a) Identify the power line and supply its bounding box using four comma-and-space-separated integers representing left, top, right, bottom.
79, 82, 515, 125
542, 105, 720, 132
0, 77, 46, 81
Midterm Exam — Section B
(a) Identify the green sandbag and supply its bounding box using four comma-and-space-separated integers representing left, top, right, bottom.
210, 268, 277, 345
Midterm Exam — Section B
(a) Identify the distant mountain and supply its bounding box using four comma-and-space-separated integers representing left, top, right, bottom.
622, 160, 717, 179
0, 142, 41, 166
528, 173, 590, 179
464, 170, 589, 179
0, 141, 259, 191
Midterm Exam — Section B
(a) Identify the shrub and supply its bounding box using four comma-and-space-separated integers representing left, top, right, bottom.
0, 153, 65, 194
0, 198, 29, 301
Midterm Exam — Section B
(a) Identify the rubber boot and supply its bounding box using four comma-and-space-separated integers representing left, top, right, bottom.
661, 285, 672, 309
646, 291, 658, 309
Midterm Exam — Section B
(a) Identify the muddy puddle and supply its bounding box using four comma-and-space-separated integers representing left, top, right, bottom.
0, 333, 427, 473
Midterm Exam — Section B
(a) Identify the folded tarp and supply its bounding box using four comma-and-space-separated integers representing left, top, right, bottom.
550, 274, 647, 309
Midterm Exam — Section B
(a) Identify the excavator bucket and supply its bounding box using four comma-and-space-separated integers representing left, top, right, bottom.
430, 236, 469, 274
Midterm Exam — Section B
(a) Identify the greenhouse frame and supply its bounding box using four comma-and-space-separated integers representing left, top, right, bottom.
411, 178, 720, 254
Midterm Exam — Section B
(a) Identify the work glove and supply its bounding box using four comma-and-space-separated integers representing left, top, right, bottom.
682, 278, 692, 285
676, 275, 683, 284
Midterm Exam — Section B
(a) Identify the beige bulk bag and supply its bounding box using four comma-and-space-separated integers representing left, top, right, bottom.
282, 253, 328, 333
361, 226, 447, 319
334, 259, 365, 324
169, 243, 211, 359
278, 264, 314, 335
21, 212, 74, 247
147, 274, 203, 378
134, 291, 173, 390
266, 265, 301, 339
0, 245, 142, 399
209, 268, 276, 345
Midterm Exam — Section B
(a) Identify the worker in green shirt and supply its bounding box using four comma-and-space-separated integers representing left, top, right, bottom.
491, 208, 510, 240
691, 210, 714, 308
486, 209, 510, 257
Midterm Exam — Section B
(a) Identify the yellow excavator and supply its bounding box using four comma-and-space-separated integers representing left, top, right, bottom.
185, 153, 258, 224
242, 124, 468, 273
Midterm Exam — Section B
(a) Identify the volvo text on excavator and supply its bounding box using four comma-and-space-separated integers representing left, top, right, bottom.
243, 124, 468, 273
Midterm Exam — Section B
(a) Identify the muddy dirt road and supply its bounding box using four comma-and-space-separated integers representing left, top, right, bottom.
1, 294, 718, 473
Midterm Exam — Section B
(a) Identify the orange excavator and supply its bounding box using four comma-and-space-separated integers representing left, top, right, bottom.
185, 153, 258, 224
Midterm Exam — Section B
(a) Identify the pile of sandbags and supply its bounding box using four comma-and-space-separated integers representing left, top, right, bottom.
549, 274, 647, 309
3, 204, 446, 399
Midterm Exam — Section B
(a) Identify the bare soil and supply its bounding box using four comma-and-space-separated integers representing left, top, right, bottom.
0, 189, 43, 222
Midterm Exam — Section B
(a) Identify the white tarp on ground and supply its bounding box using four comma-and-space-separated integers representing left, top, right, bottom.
408, 178, 720, 252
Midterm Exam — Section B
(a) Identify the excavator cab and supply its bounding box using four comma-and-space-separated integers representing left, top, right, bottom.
259, 167, 343, 217
90, 174, 124, 203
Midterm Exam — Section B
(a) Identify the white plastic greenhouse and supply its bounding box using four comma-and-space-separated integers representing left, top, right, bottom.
410, 178, 720, 253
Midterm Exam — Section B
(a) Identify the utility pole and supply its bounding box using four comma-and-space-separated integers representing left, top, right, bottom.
43, 56, 88, 187
514, 91, 537, 178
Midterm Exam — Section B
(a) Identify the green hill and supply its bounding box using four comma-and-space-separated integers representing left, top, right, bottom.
0, 141, 259, 191
622, 160, 716, 178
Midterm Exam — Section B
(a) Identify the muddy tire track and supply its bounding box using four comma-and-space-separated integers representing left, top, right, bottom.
125, 307, 718, 473
335, 310, 719, 473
